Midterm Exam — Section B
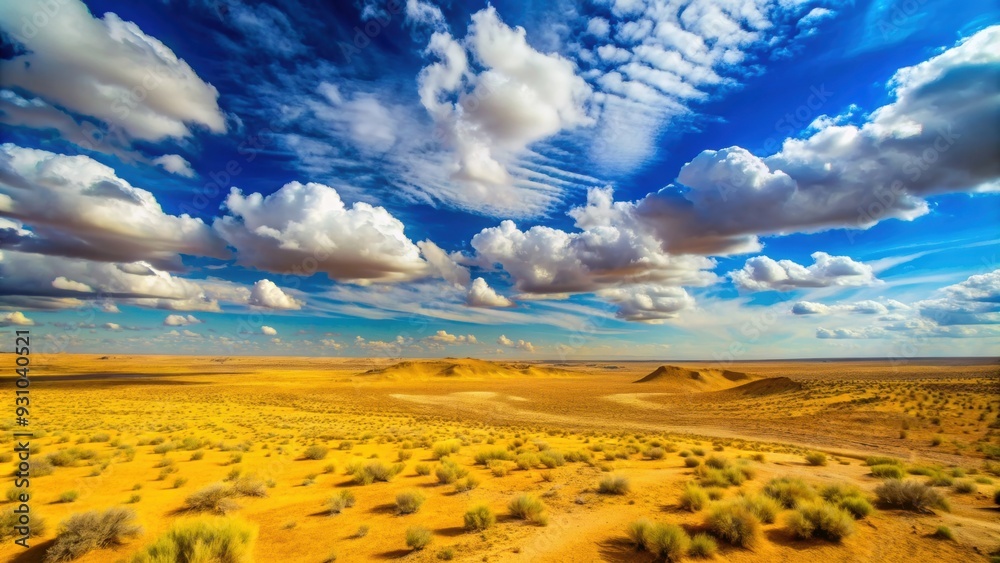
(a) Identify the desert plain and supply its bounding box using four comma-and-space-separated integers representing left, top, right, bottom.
1, 353, 998, 562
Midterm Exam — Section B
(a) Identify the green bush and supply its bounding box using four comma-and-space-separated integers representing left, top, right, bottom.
705, 502, 761, 548
415, 463, 432, 476
326, 491, 356, 515
684, 457, 701, 468
464, 505, 496, 531
130, 517, 256, 563
454, 475, 480, 493
737, 494, 781, 524
838, 496, 874, 519
435, 460, 468, 485
5, 487, 28, 502
762, 477, 818, 508
687, 533, 717, 558
805, 452, 827, 466
474, 448, 512, 465
871, 464, 905, 479
405, 526, 432, 550
396, 491, 426, 514
679, 484, 708, 512
643, 522, 689, 561
58, 491, 79, 504
598, 475, 630, 495
705, 456, 728, 469
786, 501, 854, 541
185, 485, 238, 515
45, 507, 142, 563
625, 519, 651, 549
866, 456, 902, 467
508, 494, 548, 525
303, 445, 329, 460
353, 461, 404, 485
644, 447, 666, 460
432, 440, 461, 460
952, 480, 976, 494
875, 479, 949, 512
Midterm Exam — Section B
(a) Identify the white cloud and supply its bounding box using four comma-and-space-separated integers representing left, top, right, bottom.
426, 330, 477, 344
799, 7, 834, 27
497, 334, 534, 352
730, 252, 878, 292
472, 187, 716, 295
248, 279, 303, 310
215, 182, 431, 283
918, 269, 1000, 326
466, 277, 514, 308
598, 284, 694, 323
416, 6, 594, 215
0, 311, 34, 326
405, 0, 446, 29
164, 314, 201, 326
0, 0, 225, 142
261, 325, 277, 336
643, 26, 1000, 252
320, 338, 343, 350
0, 250, 249, 312
587, 17, 611, 37
103, 322, 121, 330
816, 327, 889, 339
152, 154, 195, 177
0, 144, 228, 269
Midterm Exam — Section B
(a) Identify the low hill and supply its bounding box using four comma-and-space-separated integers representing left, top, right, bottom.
633, 365, 753, 392
717, 376, 803, 397
360, 359, 573, 380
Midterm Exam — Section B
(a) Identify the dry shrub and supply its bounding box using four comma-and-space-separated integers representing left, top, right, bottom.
130, 517, 256, 563
46, 507, 142, 563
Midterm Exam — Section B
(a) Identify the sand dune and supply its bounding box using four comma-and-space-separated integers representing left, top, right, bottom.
718, 376, 803, 397
632, 364, 753, 392
361, 358, 573, 379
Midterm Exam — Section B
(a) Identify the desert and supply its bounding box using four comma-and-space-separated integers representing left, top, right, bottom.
1, 354, 997, 562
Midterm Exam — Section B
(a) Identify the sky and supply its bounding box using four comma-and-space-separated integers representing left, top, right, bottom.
0, 0, 998, 360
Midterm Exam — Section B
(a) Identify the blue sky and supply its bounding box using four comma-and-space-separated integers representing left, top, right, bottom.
0, 0, 997, 359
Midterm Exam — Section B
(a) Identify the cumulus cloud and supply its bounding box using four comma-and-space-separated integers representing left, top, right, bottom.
0, 144, 228, 269
164, 314, 201, 326
426, 330, 477, 344
598, 284, 695, 323
497, 334, 534, 352
792, 299, 900, 315
103, 322, 121, 331
0, 311, 34, 326
0, 0, 225, 143
918, 269, 1000, 326
730, 252, 878, 292
261, 325, 277, 336
416, 6, 594, 214
466, 277, 514, 308
472, 187, 716, 295
816, 327, 889, 339
637, 26, 1000, 253
215, 182, 431, 283
0, 250, 249, 312
152, 154, 195, 177
248, 279, 303, 310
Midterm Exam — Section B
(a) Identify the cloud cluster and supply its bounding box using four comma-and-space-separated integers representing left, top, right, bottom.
0, 0, 226, 143
581, 0, 833, 171
248, 279, 303, 310
426, 330, 477, 344
215, 181, 431, 283
164, 314, 201, 326
417, 6, 594, 213
466, 277, 514, 308
636, 25, 1000, 253
730, 252, 879, 292
497, 334, 534, 352
0, 144, 228, 269
0, 311, 34, 326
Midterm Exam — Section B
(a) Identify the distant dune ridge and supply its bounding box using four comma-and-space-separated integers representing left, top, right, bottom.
360, 358, 572, 379
633, 365, 803, 396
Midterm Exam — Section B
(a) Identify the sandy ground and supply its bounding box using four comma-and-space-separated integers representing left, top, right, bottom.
0, 354, 997, 562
